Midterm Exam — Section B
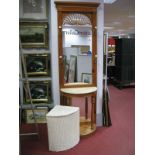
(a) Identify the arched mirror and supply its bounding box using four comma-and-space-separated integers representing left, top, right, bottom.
55, 2, 99, 88
63, 13, 92, 83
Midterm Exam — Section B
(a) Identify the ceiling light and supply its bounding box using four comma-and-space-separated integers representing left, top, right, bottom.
117, 29, 125, 32
104, 26, 114, 30
128, 15, 135, 18
112, 21, 121, 25
103, 0, 117, 4
128, 27, 134, 30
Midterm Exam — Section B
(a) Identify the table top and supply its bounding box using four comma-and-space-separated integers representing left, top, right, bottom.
64, 82, 89, 86
60, 86, 97, 95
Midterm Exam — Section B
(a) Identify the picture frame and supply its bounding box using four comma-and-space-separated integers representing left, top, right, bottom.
103, 33, 108, 75
24, 108, 48, 123
64, 63, 69, 83
19, 0, 48, 20
24, 81, 50, 103
71, 45, 90, 54
108, 45, 115, 53
68, 55, 77, 83
24, 54, 50, 76
19, 22, 49, 48
63, 55, 67, 65
104, 33, 107, 55
81, 73, 92, 83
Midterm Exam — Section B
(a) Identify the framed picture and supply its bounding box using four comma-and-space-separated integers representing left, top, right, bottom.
81, 73, 92, 83
104, 33, 108, 54
19, 0, 48, 20
108, 45, 115, 53
103, 33, 108, 75
24, 81, 50, 103
19, 22, 49, 48
24, 54, 50, 76
63, 55, 67, 65
71, 45, 90, 54
68, 55, 77, 83
64, 63, 69, 83
24, 108, 48, 123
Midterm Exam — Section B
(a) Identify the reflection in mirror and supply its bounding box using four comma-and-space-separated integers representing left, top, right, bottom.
62, 26, 92, 84
62, 18, 92, 84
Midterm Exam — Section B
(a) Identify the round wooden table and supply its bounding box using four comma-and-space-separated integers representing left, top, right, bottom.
60, 86, 97, 136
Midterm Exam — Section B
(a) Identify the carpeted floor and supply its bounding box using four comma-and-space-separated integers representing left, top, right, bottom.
20, 85, 135, 155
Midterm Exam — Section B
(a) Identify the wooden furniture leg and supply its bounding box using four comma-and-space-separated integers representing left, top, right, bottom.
85, 97, 88, 119
91, 96, 94, 129
94, 94, 96, 123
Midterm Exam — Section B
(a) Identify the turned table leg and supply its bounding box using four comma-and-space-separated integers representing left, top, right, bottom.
85, 97, 88, 120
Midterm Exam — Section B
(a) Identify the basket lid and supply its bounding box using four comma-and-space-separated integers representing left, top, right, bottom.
46, 105, 79, 117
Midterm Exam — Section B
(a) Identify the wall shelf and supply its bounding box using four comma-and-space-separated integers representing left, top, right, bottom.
20, 103, 54, 109
20, 77, 52, 81
22, 49, 50, 54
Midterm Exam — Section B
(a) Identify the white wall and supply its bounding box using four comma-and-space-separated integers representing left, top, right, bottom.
50, 1, 60, 106
96, 0, 104, 126
63, 47, 92, 82
77, 55, 92, 82
52, 0, 104, 126
63, 47, 79, 61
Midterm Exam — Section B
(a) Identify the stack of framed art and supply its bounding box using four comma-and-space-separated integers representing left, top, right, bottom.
19, 0, 52, 124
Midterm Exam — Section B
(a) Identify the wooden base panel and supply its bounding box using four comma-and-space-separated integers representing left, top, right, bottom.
80, 117, 96, 136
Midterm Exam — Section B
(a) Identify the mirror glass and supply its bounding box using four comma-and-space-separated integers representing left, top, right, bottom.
62, 13, 92, 85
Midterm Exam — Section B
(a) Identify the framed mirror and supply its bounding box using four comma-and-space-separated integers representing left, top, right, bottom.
55, 2, 99, 88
